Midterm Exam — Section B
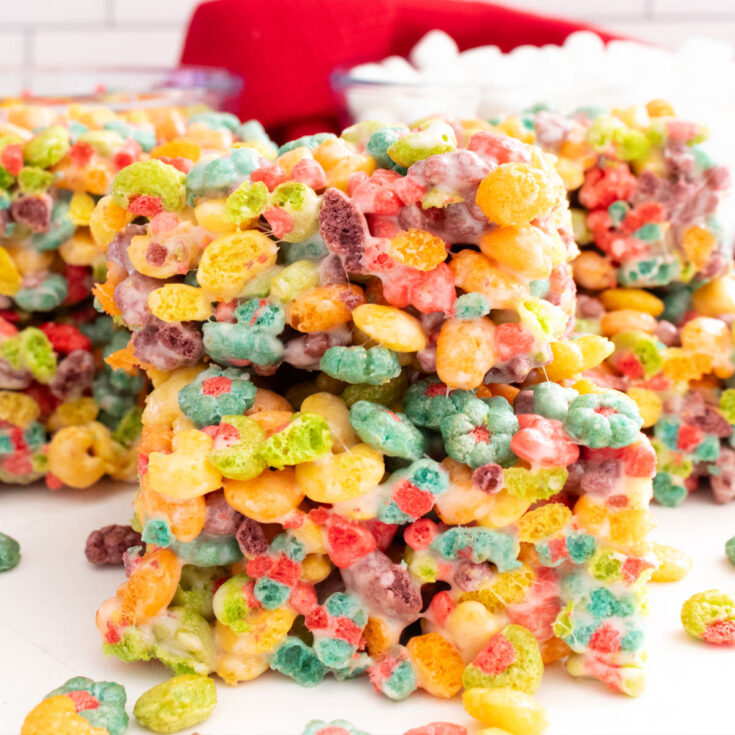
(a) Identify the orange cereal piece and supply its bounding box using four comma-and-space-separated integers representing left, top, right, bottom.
151, 138, 201, 162
389, 229, 448, 271
248, 410, 295, 436
246, 389, 294, 415
136, 481, 206, 543
103, 343, 144, 375
21, 696, 107, 735
364, 617, 393, 658
287, 284, 365, 332
450, 250, 527, 310
682, 225, 716, 271
572, 250, 618, 291
539, 636, 572, 664
406, 632, 465, 698
600, 309, 657, 336
223, 467, 304, 523
138, 424, 173, 455
92, 275, 123, 318
436, 317, 495, 390
479, 225, 554, 280
119, 548, 181, 625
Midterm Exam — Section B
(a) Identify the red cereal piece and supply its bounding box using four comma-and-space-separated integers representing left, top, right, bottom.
66, 690, 99, 712
39, 323, 92, 354
404, 518, 439, 550
128, 194, 164, 217
325, 515, 376, 569
473, 632, 517, 675
1, 144, 23, 175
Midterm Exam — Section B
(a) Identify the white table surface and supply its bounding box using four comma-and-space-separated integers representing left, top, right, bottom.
1, 480, 734, 735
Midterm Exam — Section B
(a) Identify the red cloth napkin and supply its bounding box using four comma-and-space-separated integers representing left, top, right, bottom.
181, 0, 623, 140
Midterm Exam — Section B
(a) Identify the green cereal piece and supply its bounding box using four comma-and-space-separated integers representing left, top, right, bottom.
454, 292, 490, 319
342, 371, 407, 408
14, 273, 68, 312
177, 366, 257, 428
172, 565, 228, 620
18, 166, 54, 193
681, 589, 735, 642
387, 120, 457, 167
563, 390, 642, 449
259, 412, 332, 469
189, 111, 241, 133
302, 720, 372, 735
212, 573, 254, 633
430, 527, 520, 572
46, 676, 128, 735
280, 233, 329, 264
463, 624, 543, 694
77, 129, 124, 157
20, 327, 57, 383
238, 119, 273, 145
725, 536, 735, 567
224, 180, 269, 223
366, 125, 408, 168
270, 182, 320, 242
240, 264, 283, 299
612, 331, 664, 379
134, 674, 217, 733
349, 400, 425, 460
111, 406, 143, 447
23, 125, 70, 168
321, 345, 401, 386
524, 382, 578, 421
169, 535, 243, 567
269, 259, 320, 302
719, 389, 735, 424
403, 378, 474, 430
234, 298, 285, 333
186, 147, 261, 202
208, 414, 267, 481
32, 198, 76, 251
440, 395, 518, 469
270, 636, 326, 685
503, 466, 568, 502
278, 132, 336, 156
151, 607, 217, 676
203, 321, 284, 367
0, 532, 20, 571
112, 159, 185, 212
104, 120, 156, 151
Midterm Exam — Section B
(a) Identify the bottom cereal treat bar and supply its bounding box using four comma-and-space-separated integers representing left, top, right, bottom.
96, 373, 655, 699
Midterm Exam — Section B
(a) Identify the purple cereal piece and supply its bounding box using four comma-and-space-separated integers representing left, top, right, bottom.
50, 349, 95, 400
416, 346, 437, 374
11, 194, 52, 233
318, 254, 347, 285
471, 463, 503, 494
397, 203, 425, 231
0, 359, 31, 390
85, 524, 142, 565
533, 110, 574, 152
454, 560, 493, 592
203, 490, 243, 536
114, 272, 160, 329
579, 459, 620, 496
235, 517, 268, 556
343, 550, 422, 620
319, 187, 369, 273
107, 223, 147, 274
655, 320, 679, 347
132, 318, 204, 371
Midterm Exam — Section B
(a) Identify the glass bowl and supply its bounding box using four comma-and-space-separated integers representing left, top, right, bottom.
0, 66, 243, 112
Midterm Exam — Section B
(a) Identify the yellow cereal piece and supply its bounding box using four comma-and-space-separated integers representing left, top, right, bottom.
436, 317, 496, 390
555, 157, 585, 190
89, 194, 134, 249
46, 396, 99, 432
142, 365, 204, 429
68, 192, 96, 227
682, 225, 716, 271
148, 283, 212, 322
300, 393, 358, 452
301, 554, 332, 584
480, 225, 554, 280
0, 391, 40, 428
600, 309, 657, 337
59, 229, 99, 266
197, 230, 278, 301
388, 229, 447, 271
463, 687, 549, 735
352, 303, 427, 352
296, 444, 385, 504
0, 245, 21, 296
47, 422, 118, 488
147, 429, 222, 499
518, 503, 572, 543
681, 317, 733, 378
21, 695, 108, 735
573, 495, 607, 534
608, 508, 653, 552
626, 387, 662, 428
450, 249, 527, 310
476, 162, 563, 227
661, 348, 712, 383
406, 632, 465, 698
462, 565, 536, 614
647, 99, 675, 117
651, 542, 692, 583
446, 600, 502, 661
544, 335, 614, 381
599, 288, 664, 317
692, 275, 735, 317
478, 489, 531, 529
194, 198, 237, 233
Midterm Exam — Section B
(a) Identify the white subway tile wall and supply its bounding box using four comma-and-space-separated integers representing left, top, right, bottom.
0, 0, 732, 74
